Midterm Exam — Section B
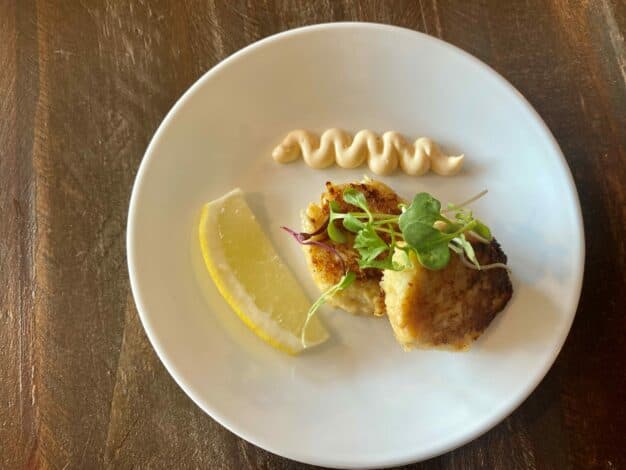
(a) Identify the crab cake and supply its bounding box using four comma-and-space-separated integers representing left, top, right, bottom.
302, 180, 404, 316
381, 239, 512, 350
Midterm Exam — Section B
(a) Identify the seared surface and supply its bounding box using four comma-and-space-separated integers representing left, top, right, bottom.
382, 239, 513, 350
302, 180, 404, 316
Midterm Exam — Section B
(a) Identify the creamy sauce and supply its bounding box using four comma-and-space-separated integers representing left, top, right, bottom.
272, 129, 464, 176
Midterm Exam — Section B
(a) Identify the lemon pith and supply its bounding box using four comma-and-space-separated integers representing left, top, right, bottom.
198, 188, 328, 354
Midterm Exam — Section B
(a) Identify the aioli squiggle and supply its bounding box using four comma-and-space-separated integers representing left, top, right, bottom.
272, 129, 464, 176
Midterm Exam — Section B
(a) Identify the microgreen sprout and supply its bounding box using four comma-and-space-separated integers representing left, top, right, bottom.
322, 188, 497, 271
300, 272, 355, 346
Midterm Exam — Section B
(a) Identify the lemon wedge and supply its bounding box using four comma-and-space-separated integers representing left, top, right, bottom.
198, 188, 328, 354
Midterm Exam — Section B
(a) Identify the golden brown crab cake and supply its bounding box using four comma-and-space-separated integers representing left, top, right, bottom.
381, 239, 513, 350
302, 180, 404, 316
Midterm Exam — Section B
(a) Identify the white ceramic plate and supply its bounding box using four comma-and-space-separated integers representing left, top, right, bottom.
127, 23, 584, 468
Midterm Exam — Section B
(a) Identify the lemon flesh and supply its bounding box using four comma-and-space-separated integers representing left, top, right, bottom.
198, 188, 328, 354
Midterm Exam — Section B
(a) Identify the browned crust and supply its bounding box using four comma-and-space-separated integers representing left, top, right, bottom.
303, 180, 405, 316
305, 181, 513, 336
400, 239, 513, 349
322, 180, 405, 216
306, 180, 404, 284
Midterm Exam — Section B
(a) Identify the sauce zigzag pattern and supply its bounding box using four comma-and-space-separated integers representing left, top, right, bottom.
272, 129, 464, 176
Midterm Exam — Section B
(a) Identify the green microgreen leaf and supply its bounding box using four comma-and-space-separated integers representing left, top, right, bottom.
343, 188, 372, 220
353, 225, 389, 263
473, 219, 492, 240
358, 258, 394, 270
414, 242, 451, 270
399, 193, 441, 230
342, 213, 366, 233
398, 193, 447, 249
387, 224, 407, 271
401, 221, 446, 248
454, 209, 472, 224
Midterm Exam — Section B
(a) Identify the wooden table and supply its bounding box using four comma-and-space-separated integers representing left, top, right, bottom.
2, 1, 625, 468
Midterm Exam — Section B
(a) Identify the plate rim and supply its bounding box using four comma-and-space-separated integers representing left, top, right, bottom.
127, 21, 585, 468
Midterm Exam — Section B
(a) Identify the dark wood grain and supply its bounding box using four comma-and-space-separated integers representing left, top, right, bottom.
1, 1, 625, 469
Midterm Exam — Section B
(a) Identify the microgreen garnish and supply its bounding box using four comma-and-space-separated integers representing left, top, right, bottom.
301, 271, 356, 346
322, 189, 494, 271
284, 187, 507, 346
343, 188, 372, 219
